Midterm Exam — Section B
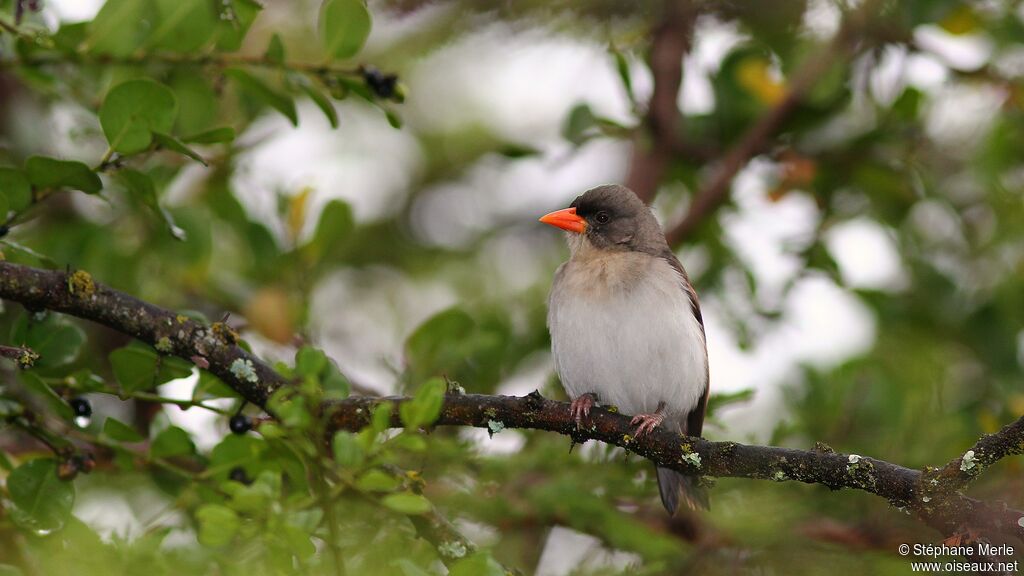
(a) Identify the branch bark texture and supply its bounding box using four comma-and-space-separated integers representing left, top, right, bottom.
1, 260, 1023, 543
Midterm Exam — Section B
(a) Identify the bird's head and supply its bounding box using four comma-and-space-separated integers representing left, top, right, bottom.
539, 185, 666, 255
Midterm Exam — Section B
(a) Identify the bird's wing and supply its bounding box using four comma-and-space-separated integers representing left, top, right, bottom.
661, 251, 710, 438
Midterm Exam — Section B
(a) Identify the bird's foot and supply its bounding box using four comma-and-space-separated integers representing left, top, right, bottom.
630, 411, 665, 437
570, 393, 598, 428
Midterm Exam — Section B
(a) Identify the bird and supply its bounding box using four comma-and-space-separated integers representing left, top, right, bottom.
540, 184, 710, 513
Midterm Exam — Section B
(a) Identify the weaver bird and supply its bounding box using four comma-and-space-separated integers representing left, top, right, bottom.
541, 184, 709, 513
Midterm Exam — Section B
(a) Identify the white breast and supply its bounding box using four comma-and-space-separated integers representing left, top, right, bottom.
547, 251, 707, 420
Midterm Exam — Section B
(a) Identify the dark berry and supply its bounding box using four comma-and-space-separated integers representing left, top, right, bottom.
229, 467, 251, 485
70, 397, 92, 418
229, 414, 251, 435
362, 67, 398, 99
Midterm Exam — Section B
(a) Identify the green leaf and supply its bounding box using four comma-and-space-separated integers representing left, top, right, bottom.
355, 469, 401, 492
332, 431, 364, 467
0, 168, 31, 212
103, 418, 144, 443
319, 0, 372, 61
385, 109, 402, 129
86, 0, 156, 56
195, 504, 239, 547
182, 127, 235, 144
24, 157, 101, 195
216, 0, 263, 51
192, 371, 237, 400
117, 169, 187, 241
100, 79, 178, 155
295, 346, 328, 378
381, 493, 431, 515
449, 553, 506, 576
562, 102, 597, 145
7, 459, 75, 534
153, 133, 207, 166
399, 377, 446, 429
11, 313, 86, 368
18, 372, 74, 421
110, 344, 191, 394
150, 426, 195, 459
309, 199, 354, 256
147, 0, 217, 52
265, 33, 285, 64
300, 82, 339, 128
226, 69, 298, 126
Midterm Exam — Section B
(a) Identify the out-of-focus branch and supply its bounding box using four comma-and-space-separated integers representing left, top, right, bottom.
2, 260, 1022, 543
664, 3, 876, 246
0, 344, 38, 368
626, 0, 697, 202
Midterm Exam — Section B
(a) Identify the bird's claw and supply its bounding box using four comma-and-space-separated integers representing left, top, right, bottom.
570, 393, 598, 429
630, 412, 665, 437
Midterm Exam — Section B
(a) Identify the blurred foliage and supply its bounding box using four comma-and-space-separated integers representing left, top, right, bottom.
0, 0, 1022, 574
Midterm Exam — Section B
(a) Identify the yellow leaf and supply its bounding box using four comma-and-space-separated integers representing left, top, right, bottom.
939, 6, 979, 36
287, 187, 314, 245
736, 56, 787, 105
244, 287, 294, 344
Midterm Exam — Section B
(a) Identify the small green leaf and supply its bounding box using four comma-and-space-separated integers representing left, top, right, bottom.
24, 157, 101, 195
147, 0, 217, 53
399, 377, 446, 429
319, 0, 372, 60
385, 109, 402, 129
295, 347, 328, 378
226, 69, 298, 126
332, 431, 364, 467
150, 426, 195, 459
216, 0, 262, 51
11, 313, 86, 369
86, 0, 155, 56
153, 133, 207, 166
117, 170, 187, 241
7, 459, 75, 534
103, 418, 144, 443
182, 127, 236, 144
355, 469, 400, 492
110, 344, 191, 394
562, 103, 597, 145
100, 79, 178, 155
381, 493, 431, 515
265, 33, 285, 64
195, 504, 239, 547
310, 199, 354, 256
300, 82, 339, 128
449, 552, 506, 576
0, 168, 32, 212
192, 371, 237, 400
18, 372, 74, 421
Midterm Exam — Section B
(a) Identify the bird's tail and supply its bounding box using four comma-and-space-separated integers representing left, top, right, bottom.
656, 466, 709, 514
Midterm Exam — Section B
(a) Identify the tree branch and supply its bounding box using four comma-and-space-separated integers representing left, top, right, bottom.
2, 260, 1022, 543
626, 0, 696, 203
664, 3, 876, 246
324, 392, 1024, 541
0, 262, 287, 407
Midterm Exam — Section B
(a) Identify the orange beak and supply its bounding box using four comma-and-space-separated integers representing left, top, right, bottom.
539, 207, 586, 234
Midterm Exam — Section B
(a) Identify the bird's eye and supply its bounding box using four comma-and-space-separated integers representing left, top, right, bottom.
595, 211, 610, 224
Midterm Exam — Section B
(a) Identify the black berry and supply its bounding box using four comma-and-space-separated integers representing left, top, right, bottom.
229, 466, 251, 485
229, 414, 251, 435
362, 67, 398, 99
70, 397, 92, 418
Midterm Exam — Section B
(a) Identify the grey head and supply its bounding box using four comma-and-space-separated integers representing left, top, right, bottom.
569, 185, 668, 255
